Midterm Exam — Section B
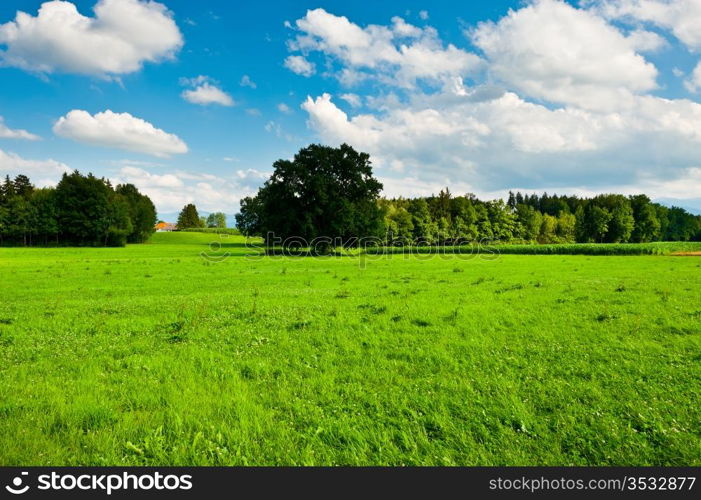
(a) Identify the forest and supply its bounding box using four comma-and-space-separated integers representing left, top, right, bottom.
0, 172, 156, 247
378, 190, 701, 245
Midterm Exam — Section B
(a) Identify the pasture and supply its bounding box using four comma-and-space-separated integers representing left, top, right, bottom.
0, 232, 699, 465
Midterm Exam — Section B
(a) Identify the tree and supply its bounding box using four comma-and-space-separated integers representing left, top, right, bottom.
54, 171, 113, 246
13, 174, 34, 199
556, 211, 577, 243
539, 214, 558, 243
381, 199, 413, 243
236, 196, 263, 235
206, 212, 227, 228
177, 204, 204, 229
515, 204, 542, 241
115, 184, 157, 243
408, 198, 437, 244
590, 206, 613, 243
666, 206, 697, 241
1, 175, 15, 201
630, 195, 660, 242
486, 200, 517, 241
7, 196, 31, 245
0, 205, 8, 245
105, 193, 133, 247
236, 144, 384, 249
32, 188, 59, 245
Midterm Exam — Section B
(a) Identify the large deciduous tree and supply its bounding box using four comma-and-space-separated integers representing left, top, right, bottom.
236, 144, 384, 248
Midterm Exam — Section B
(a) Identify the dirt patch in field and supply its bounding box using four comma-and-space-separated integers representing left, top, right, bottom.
671, 251, 701, 256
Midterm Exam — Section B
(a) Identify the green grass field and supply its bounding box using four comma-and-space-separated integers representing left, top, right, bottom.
1, 232, 700, 466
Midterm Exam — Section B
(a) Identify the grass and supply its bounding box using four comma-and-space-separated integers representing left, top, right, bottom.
0, 232, 699, 466
367, 241, 701, 256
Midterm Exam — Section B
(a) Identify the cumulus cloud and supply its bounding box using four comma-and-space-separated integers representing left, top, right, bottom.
118, 166, 183, 188
284, 55, 316, 76
286, 8, 483, 87
288, 4, 701, 202
180, 76, 234, 106
0, 0, 183, 77
589, 0, 701, 51
471, 0, 658, 111
301, 86, 701, 199
277, 103, 292, 113
181, 83, 234, 106
684, 62, 701, 93
0, 148, 71, 184
0, 117, 40, 140
53, 110, 188, 157
111, 166, 267, 214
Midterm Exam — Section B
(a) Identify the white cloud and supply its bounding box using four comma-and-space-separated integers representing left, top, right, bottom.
182, 83, 234, 106
240, 74, 257, 89
0, 117, 40, 140
53, 110, 188, 157
419, 10, 429, 21
180, 76, 234, 106
340, 93, 362, 107
0, 148, 71, 183
684, 62, 701, 93
287, 8, 482, 87
0, 0, 183, 77
301, 89, 701, 199
119, 166, 183, 188
284, 55, 316, 77
589, 0, 701, 51
471, 0, 658, 111
277, 103, 292, 114
111, 166, 264, 215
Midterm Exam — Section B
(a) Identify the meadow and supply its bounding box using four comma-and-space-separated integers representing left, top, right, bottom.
0, 232, 699, 466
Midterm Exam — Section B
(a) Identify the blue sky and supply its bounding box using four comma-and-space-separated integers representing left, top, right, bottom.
1, 0, 701, 220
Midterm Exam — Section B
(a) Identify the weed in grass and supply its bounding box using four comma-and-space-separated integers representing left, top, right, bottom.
411, 319, 431, 328
596, 312, 618, 322
290, 321, 311, 331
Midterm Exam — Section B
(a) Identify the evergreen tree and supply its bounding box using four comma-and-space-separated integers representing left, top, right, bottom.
177, 204, 203, 229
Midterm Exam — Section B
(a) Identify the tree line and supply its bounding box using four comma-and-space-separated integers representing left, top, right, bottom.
0, 172, 157, 247
380, 190, 700, 245
3, 145, 699, 248
238, 144, 701, 246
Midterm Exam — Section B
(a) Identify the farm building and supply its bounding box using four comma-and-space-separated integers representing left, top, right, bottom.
155, 222, 177, 232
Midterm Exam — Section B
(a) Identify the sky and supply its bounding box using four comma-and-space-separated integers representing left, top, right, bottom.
1, 0, 701, 221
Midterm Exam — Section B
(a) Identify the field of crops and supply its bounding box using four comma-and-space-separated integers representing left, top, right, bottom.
0, 232, 699, 465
